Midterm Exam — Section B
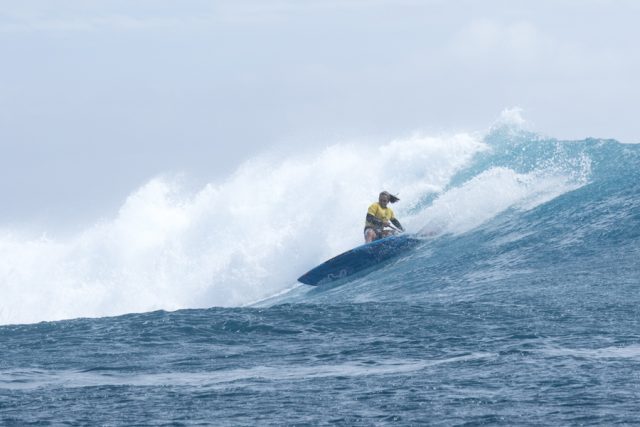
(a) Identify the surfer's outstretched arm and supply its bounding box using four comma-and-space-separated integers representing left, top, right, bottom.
391, 218, 404, 232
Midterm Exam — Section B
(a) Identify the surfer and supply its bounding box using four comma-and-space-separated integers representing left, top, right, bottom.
364, 191, 405, 243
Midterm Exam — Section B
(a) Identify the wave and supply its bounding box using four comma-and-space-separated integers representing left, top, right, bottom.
1, 111, 637, 325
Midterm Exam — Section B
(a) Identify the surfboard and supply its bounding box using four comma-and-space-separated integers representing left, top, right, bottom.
297, 234, 421, 286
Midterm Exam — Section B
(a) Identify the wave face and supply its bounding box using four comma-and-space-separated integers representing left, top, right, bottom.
273, 129, 640, 308
2, 118, 640, 424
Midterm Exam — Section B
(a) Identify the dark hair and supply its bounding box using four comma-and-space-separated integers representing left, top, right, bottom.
380, 191, 400, 203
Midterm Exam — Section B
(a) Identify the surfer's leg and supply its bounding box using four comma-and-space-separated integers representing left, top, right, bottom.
364, 228, 377, 243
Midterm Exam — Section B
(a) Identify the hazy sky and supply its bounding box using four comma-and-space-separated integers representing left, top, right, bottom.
1, 0, 638, 227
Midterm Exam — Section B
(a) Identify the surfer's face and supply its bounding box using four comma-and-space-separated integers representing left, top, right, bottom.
379, 194, 389, 207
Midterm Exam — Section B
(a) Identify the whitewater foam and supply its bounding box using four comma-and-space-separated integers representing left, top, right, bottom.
0, 353, 495, 390
0, 122, 592, 325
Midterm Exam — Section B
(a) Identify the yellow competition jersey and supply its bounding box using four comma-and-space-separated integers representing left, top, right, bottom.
365, 202, 395, 229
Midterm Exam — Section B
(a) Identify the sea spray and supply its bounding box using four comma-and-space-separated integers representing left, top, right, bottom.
0, 121, 598, 325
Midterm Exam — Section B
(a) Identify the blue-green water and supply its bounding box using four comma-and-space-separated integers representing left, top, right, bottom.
1, 131, 639, 425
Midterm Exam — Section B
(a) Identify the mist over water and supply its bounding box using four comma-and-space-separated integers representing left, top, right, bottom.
0, 112, 606, 325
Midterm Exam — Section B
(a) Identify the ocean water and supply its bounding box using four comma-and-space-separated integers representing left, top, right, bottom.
1, 117, 639, 425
